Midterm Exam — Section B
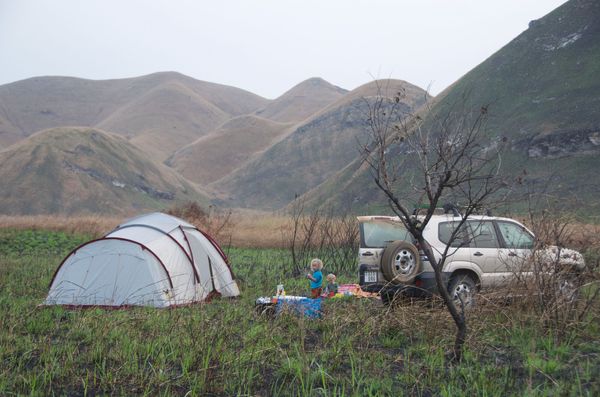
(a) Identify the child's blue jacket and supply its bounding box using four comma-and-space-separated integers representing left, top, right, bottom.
310, 270, 323, 288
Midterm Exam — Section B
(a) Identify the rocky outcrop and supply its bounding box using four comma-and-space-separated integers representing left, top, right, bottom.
523, 128, 600, 158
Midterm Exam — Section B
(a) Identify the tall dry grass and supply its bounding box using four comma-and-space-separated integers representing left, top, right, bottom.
3, 209, 597, 252
227, 211, 290, 248
0, 212, 293, 248
0, 215, 120, 238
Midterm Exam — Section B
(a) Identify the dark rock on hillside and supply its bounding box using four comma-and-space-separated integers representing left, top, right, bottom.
524, 128, 600, 158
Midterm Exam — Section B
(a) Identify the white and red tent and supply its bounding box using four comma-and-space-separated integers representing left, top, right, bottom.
45, 212, 239, 307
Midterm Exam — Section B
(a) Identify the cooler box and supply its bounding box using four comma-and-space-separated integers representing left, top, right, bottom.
275, 296, 322, 318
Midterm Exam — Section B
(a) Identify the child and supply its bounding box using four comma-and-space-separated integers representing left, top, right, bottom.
323, 274, 339, 297
306, 258, 323, 298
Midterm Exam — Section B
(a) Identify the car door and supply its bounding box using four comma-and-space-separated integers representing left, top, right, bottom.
436, 221, 473, 269
495, 221, 535, 281
468, 220, 504, 287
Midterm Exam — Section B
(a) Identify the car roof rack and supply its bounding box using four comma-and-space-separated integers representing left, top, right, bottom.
411, 203, 461, 217
442, 203, 462, 217
411, 203, 493, 217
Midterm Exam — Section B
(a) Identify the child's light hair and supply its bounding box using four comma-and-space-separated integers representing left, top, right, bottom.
310, 258, 323, 270
326, 273, 336, 282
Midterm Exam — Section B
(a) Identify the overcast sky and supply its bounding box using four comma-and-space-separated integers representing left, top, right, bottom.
0, 0, 566, 99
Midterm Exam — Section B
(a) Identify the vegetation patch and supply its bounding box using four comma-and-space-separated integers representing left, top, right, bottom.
0, 229, 90, 257
0, 229, 599, 395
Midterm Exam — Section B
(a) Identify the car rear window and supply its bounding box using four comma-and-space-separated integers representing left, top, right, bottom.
360, 221, 411, 248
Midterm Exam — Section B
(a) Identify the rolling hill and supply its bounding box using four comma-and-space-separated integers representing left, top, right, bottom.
254, 77, 348, 123
0, 127, 207, 215
212, 79, 427, 210
3, 0, 598, 217
95, 80, 230, 160
0, 72, 269, 160
166, 115, 294, 185
0, 73, 359, 215
298, 0, 600, 216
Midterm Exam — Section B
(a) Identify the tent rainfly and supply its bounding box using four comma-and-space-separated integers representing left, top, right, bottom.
45, 212, 240, 307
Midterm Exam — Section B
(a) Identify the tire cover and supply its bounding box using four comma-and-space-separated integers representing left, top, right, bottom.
381, 241, 422, 284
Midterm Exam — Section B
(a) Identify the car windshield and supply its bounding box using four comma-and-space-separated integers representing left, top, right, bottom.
360, 220, 411, 248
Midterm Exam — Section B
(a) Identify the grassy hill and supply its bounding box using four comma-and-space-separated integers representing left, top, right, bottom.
428, 0, 600, 213
167, 115, 294, 185
212, 79, 427, 210
300, 0, 600, 217
428, 0, 600, 145
0, 127, 207, 215
4, 0, 598, 218
0, 114, 21, 149
0, 72, 378, 214
0, 72, 269, 160
95, 80, 230, 161
254, 77, 348, 122
294, 157, 391, 214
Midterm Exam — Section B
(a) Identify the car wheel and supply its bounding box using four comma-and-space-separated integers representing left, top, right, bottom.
448, 273, 476, 311
381, 241, 422, 284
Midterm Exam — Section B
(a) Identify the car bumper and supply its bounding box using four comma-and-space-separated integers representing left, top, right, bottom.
358, 264, 385, 291
359, 263, 449, 295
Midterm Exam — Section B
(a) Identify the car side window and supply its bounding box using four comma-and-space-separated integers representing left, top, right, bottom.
496, 221, 534, 249
438, 222, 470, 248
469, 221, 499, 248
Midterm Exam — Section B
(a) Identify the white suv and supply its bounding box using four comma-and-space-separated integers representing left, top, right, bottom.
357, 213, 585, 306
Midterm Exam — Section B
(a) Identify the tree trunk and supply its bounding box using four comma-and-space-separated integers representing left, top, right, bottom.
421, 240, 467, 362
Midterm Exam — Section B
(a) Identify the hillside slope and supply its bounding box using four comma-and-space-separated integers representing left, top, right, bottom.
167, 115, 294, 185
0, 127, 207, 215
95, 80, 230, 160
0, 72, 269, 159
254, 77, 348, 122
300, 0, 600, 215
213, 79, 427, 210
433, 0, 600, 145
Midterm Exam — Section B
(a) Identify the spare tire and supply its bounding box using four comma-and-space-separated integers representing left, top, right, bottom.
381, 241, 421, 284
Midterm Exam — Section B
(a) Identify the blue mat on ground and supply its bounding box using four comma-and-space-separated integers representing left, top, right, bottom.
275, 296, 322, 318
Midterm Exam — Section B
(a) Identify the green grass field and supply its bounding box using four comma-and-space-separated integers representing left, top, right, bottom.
1, 229, 599, 396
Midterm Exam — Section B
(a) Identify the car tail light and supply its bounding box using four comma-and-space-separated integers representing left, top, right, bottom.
415, 278, 423, 288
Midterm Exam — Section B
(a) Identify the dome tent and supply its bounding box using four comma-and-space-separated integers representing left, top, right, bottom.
45, 212, 239, 307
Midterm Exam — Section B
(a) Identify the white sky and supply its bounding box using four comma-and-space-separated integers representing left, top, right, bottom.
0, 0, 566, 99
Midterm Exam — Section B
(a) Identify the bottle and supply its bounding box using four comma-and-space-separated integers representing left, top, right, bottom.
276, 284, 285, 296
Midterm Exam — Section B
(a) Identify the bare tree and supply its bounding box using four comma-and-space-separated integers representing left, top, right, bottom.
515, 196, 600, 338
284, 196, 359, 276
360, 87, 510, 361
